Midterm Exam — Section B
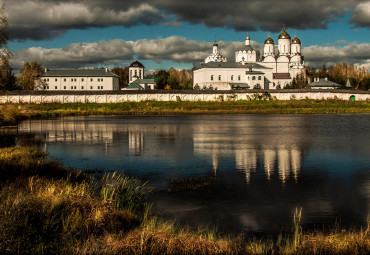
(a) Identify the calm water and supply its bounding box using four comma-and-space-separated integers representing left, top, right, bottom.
16, 114, 370, 234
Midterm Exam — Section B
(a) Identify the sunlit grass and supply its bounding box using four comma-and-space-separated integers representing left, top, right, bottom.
0, 147, 369, 254
1, 100, 370, 127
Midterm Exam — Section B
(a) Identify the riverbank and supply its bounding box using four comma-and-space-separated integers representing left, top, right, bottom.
1, 100, 369, 126
0, 147, 369, 254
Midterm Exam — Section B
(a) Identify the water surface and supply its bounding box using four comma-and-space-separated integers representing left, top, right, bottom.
17, 114, 370, 234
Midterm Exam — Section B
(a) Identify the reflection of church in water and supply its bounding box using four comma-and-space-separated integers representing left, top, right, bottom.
18, 118, 305, 183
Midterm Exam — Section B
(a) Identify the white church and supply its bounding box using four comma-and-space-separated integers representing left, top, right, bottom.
193, 27, 305, 90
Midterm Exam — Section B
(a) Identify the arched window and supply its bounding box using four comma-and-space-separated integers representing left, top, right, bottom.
211, 75, 214, 81
218, 75, 221, 81
231, 75, 234, 81
252, 76, 256, 80
238, 75, 241, 81
258, 76, 261, 80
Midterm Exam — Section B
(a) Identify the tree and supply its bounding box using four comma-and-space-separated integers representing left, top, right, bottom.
17, 62, 43, 90
0, 4, 16, 91
111, 67, 129, 88
155, 70, 170, 89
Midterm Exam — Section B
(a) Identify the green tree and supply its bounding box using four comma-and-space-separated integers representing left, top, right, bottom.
0, 65, 17, 91
17, 62, 43, 90
111, 67, 129, 88
358, 75, 370, 91
155, 70, 170, 89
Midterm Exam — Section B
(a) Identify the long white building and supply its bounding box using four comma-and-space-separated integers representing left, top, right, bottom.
193, 27, 305, 90
38, 68, 120, 91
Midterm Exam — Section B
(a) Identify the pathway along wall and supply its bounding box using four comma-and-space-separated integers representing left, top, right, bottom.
0, 90, 369, 104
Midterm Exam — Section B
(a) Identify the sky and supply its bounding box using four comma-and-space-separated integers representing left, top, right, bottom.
3, 0, 370, 72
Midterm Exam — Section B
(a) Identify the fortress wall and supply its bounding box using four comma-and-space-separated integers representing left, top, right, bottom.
0, 90, 369, 104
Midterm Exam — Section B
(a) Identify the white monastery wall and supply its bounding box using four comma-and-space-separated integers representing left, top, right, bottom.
1, 91, 369, 104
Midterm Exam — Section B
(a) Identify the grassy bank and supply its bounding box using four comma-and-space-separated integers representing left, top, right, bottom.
0, 147, 369, 254
1, 100, 370, 126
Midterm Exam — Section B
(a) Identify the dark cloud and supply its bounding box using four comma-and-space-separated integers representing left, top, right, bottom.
4, 0, 369, 41
11, 36, 370, 71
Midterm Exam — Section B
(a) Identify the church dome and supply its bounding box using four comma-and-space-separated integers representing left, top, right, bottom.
278, 27, 291, 40
213, 41, 218, 47
129, 60, 144, 68
292, 36, 301, 44
264, 34, 274, 44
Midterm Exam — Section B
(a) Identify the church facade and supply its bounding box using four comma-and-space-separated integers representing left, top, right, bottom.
193, 27, 305, 90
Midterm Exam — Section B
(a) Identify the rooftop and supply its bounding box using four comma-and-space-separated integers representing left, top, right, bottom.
200, 62, 270, 69
41, 69, 119, 77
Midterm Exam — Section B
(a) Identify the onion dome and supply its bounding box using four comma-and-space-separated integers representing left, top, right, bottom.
278, 26, 291, 40
264, 33, 274, 44
292, 36, 301, 44
129, 60, 144, 68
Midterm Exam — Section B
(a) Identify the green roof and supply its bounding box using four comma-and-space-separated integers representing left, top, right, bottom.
230, 83, 250, 89
200, 62, 270, 69
127, 83, 144, 89
41, 69, 119, 77
310, 78, 342, 88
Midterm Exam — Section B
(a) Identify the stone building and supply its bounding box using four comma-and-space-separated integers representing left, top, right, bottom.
193, 27, 305, 90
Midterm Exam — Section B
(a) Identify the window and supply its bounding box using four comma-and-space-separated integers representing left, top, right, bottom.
90, 86, 93, 89
258, 76, 261, 80
218, 75, 221, 81
64, 79, 66, 82
55, 86, 57, 89
101, 78, 103, 82
211, 75, 213, 81
101, 86, 103, 90
247, 76, 250, 80
81, 78, 84, 82
71, 86, 73, 89
47, 86, 49, 89
71, 78, 73, 82
98, 78, 100, 82
252, 76, 256, 80
64, 86, 66, 89
238, 75, 241, 81
98, 86, 100, 89
139, 70, 142, 78
81, 86, 84, 89
47, 78, 49, 82
55, 79, 58, 82
231, 75, 234, 81
74, 78, 76, 82
91, 78, 93, 82
130, 70, 132, 80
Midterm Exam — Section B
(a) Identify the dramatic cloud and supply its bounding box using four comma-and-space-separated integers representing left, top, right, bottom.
303, 43, 370, 69
350, 1, 370, 27
4, 0, 369, 41
11, 36, 370, 71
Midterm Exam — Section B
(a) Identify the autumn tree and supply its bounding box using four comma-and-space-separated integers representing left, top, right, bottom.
17, 62, 43, 90
0, 4, 16, 91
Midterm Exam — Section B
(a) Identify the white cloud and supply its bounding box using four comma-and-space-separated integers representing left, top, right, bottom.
351, 1, 370, 27
11, 36, 370, 71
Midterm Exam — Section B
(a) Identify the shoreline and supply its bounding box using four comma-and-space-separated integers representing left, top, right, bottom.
1, 100, 369, 126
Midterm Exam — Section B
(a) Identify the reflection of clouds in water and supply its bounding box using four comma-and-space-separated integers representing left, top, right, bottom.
238, 214, 259, 231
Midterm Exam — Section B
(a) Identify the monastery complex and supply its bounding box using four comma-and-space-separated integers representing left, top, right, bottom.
193, 27, 305, 90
